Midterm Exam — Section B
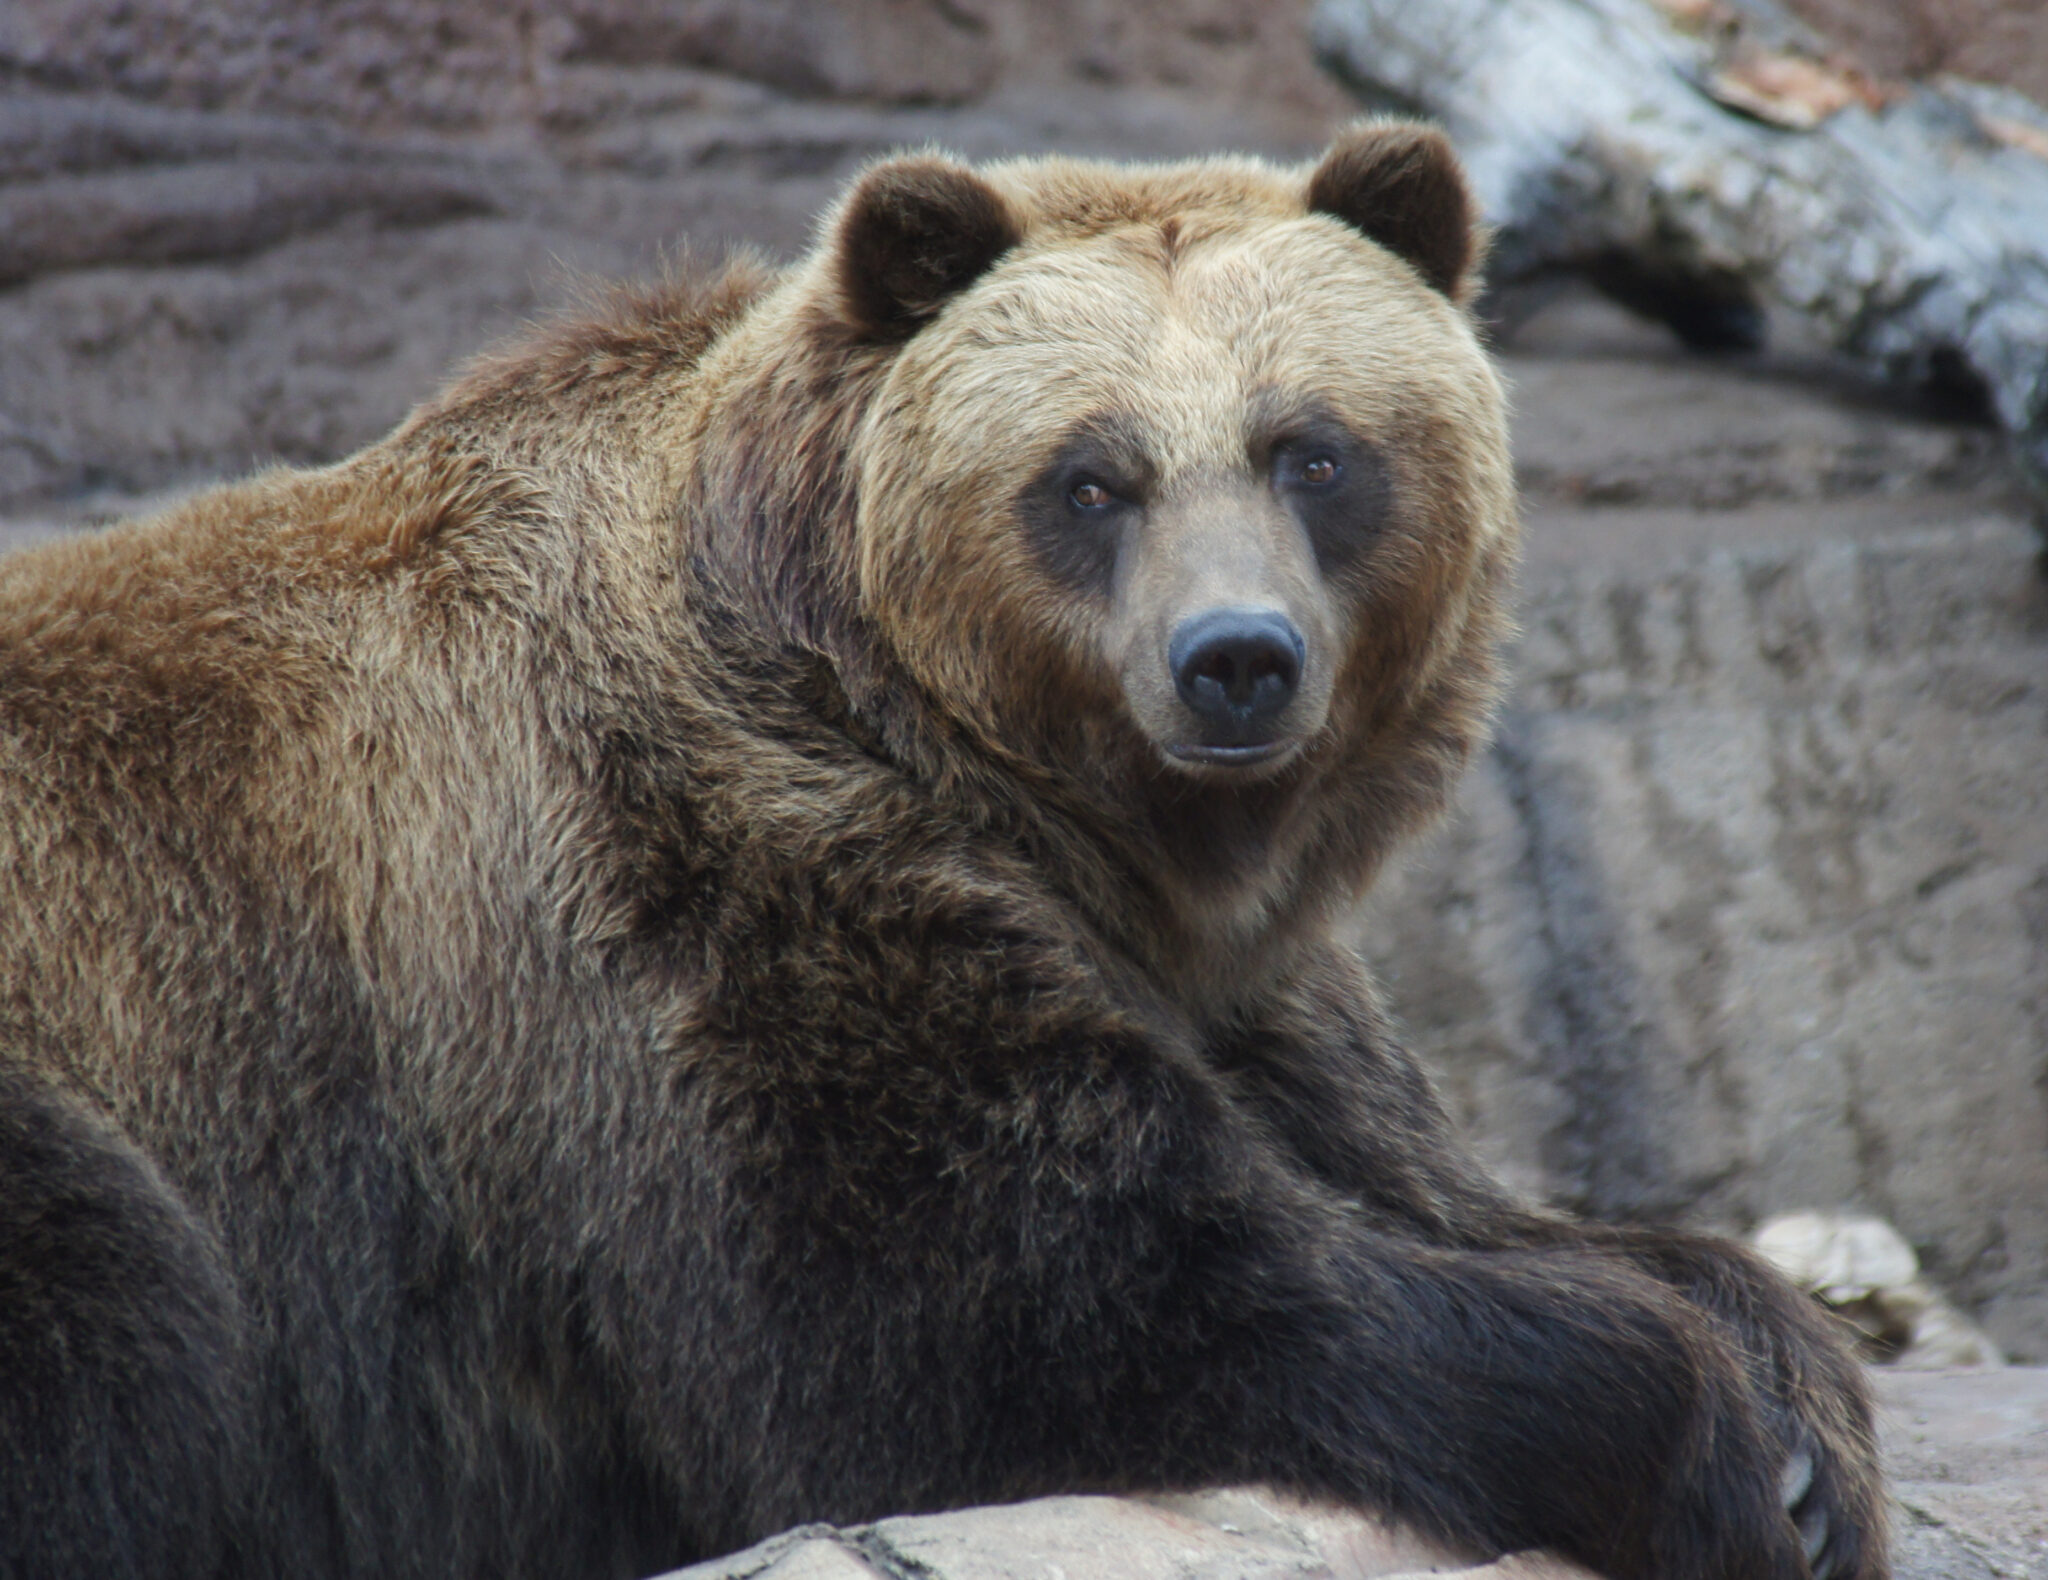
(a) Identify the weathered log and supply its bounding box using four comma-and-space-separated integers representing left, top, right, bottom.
1312, 0, 2048, 493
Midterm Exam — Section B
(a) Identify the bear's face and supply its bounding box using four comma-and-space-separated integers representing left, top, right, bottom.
836, 124, 1514, 821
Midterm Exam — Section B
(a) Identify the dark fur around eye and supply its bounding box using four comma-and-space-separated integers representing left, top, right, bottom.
1268, 421, 1391, 576
1017, 414, 1153, 594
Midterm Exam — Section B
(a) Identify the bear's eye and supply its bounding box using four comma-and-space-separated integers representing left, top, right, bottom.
1271, 438, 1350, 495
1068, 480, 1115, 511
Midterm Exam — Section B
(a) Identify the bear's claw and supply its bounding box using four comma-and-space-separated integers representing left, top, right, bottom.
1779, 1437, 1839, 1579
1778, 1444, 1815, 1509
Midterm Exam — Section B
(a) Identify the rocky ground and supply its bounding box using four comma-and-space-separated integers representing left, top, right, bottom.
3, 2, 2045, 1575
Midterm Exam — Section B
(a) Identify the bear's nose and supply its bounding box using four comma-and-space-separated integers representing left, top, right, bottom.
1168, 607, 1304, 740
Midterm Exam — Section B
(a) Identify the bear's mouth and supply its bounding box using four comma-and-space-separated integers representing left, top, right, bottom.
1165, 740, 1295, 769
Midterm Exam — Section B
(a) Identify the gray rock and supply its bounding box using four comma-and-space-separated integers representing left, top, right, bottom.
652, 1493, 1585, 1580
0, 160, 498, 287
1353, 511, 2048, 1358
0, 89, 366, 182
1311, 0, 2048, 489
559, 0, 1000, 106
1879, 1367, 2048, 1579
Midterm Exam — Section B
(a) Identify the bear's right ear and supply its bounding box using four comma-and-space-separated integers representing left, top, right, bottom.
833, 156, 1021, 340
1306, 121, 1480, 302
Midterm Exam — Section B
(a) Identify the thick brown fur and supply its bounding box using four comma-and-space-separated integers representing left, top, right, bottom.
0, 121, 1883, 1580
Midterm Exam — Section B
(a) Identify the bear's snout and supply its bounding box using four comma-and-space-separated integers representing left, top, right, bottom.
1167, 607, 1304, 760
1106, 487, 1336, 776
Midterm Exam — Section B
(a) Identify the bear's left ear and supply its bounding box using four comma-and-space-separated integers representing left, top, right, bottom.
1306, 121, 1480, 302
834, 155, 1022, 340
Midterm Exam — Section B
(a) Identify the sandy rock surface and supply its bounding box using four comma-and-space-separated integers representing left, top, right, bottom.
1881, 1366, 2048, 1579
651, 1488, 1583, 1580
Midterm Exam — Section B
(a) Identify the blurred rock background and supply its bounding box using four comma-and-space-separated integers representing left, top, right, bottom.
2, 4, 2045, 1572
0, 0, 1350, 517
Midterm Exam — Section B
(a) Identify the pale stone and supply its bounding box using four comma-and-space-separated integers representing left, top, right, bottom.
1756, 1212, 2007, 1369
864, 1495, 1328, 1580
1757, 1212, 1922, 1301
652, 1495, 1602, 1580
1144, 1486, 1485, 1574
746, 1538, 880, 1579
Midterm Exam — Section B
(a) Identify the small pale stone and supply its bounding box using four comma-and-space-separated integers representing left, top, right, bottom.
1755, 1211, 1921, 1302
1754, 1212, 2005, 1368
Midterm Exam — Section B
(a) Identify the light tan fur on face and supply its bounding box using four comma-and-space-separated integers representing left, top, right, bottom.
851, 162, 1515, 786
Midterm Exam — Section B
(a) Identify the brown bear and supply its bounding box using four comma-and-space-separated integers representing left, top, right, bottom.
0, 122, 1883, 1580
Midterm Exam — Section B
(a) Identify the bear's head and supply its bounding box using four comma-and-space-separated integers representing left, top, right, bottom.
697, 122, 1516, 959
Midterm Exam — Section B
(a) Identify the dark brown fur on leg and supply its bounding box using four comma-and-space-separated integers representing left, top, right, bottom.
1212, 949, 1887, 1578
0, 1066, 250, 1580
1588, 1229, 1886, 1580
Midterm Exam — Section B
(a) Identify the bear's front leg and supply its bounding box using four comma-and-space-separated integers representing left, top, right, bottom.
0, 1066, 252, 1580
1570, 1225, 1886, 1580
1206, 949, 1888, 1579
644, 918, 1850, 1580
